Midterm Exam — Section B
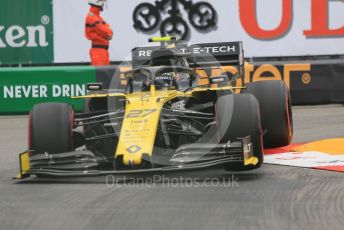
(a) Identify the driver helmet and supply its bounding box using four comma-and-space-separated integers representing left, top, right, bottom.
154, 72, 177, 89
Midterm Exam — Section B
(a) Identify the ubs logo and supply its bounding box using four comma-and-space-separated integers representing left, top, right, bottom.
133, 0, 217, 40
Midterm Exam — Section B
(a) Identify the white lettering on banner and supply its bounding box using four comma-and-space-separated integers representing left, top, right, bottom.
22, 86, 31, 98
52, 84, 86, 97
3, 85, 86, 99
41, 85, 48, 97
3, 86, 13, 98
52, 85, 61, 97
76, 84, 85, 96
3, 85, 49, 99
27, 26, 49, 47
0, 26, 6, 47
0, 25, 48, 48
6, 26, 26, 48
32, 85, 39, 98
61, 84, 86, 97
15, 86, 22, 98
62, 85, 70, 97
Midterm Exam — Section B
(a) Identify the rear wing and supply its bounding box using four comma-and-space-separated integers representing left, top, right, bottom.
132, 41, 245, 77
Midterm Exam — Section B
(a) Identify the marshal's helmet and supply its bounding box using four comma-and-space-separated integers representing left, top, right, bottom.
88, 0, 107, 8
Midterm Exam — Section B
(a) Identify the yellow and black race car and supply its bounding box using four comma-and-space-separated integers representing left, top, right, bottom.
15, 37, 293, 179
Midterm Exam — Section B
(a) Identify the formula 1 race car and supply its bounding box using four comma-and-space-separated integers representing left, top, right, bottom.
15, 37, 293, 179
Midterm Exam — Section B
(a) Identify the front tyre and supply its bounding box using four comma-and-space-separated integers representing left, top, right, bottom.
216, 94, 263, 170
30, 103, 74, 154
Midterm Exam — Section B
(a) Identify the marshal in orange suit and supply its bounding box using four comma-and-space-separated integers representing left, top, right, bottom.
85, 0, 113, 66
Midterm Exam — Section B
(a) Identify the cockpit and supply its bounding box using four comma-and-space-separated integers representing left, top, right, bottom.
125, 67, 196, 93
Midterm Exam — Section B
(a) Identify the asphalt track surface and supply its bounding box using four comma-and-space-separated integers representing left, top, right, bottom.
1, 105, 344, 230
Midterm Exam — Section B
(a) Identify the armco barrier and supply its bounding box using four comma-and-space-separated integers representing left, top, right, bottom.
0, 66, 96, 113
1, 60, 343, 114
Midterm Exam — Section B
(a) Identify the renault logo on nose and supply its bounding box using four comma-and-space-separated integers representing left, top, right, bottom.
127, 145, 142, 154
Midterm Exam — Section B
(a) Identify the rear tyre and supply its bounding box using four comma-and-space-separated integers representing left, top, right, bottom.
246, 80, 293, 148
216, 94, 263, 170
30, 103, 74, 154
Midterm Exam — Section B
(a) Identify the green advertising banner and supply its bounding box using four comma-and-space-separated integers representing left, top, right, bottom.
0, 0, 54, 65
0, 66, 96, 113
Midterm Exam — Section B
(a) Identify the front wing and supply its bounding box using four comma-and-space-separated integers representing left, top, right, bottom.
14, 137, 258, 179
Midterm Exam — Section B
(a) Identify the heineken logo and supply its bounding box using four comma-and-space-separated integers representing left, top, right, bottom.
0, 15, 50, 48
0, 0, 53, 65
133, 0, 217, 40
